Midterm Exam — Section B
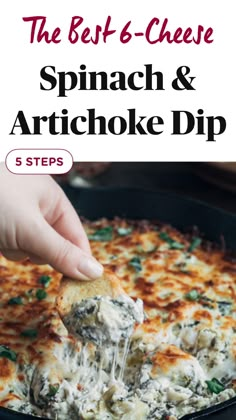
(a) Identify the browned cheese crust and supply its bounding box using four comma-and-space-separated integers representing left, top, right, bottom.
0, 217, 236, 413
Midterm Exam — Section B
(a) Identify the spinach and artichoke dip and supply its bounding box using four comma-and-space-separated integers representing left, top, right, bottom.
64, 295, 144, 345
0, 218, 236, 420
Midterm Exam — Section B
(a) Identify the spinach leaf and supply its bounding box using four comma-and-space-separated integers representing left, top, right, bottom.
129, 257, 142, 272
117, 227, 133, 236
188, 237, 202, 252
36, 289, 47, 300
0, 345, 17, 362
185, 289, 201, 301
218, 301, 232, 316
159, 232, 185, 250
8, 296, 23, 305
48, 384, 60, 397
38, 275, 51, 288
21, 329, 38, 338
206, 378, 225, 394
88, 226, 113, 241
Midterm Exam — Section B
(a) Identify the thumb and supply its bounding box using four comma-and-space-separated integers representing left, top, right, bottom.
22, 216, 103, 280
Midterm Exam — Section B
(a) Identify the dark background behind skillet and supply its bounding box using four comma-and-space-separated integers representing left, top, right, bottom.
67, 163, 236, 214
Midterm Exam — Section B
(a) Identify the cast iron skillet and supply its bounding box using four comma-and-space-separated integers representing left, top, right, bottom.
1, 186, 236, 420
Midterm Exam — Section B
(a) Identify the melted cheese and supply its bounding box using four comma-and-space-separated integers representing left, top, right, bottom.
64, 294, 144, 345
0, 218, 236, 420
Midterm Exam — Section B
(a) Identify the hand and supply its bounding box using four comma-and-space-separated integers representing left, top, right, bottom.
0, 164, 103, 280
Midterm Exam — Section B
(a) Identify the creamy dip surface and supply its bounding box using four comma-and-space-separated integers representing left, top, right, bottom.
64, 294, 144, 345
8, 293, 235, 420
1, 218, 236, 420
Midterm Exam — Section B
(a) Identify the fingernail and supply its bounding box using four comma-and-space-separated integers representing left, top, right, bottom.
78, 257, 103, 280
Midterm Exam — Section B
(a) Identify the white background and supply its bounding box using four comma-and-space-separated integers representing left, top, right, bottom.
0, 0, 235, 161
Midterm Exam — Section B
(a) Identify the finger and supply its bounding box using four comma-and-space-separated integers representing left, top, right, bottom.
20, 217, 103, 280
27, 253, 47, 265
49, 192, 91, 255
0, 250, 49, 266
0, 249, 28, 261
